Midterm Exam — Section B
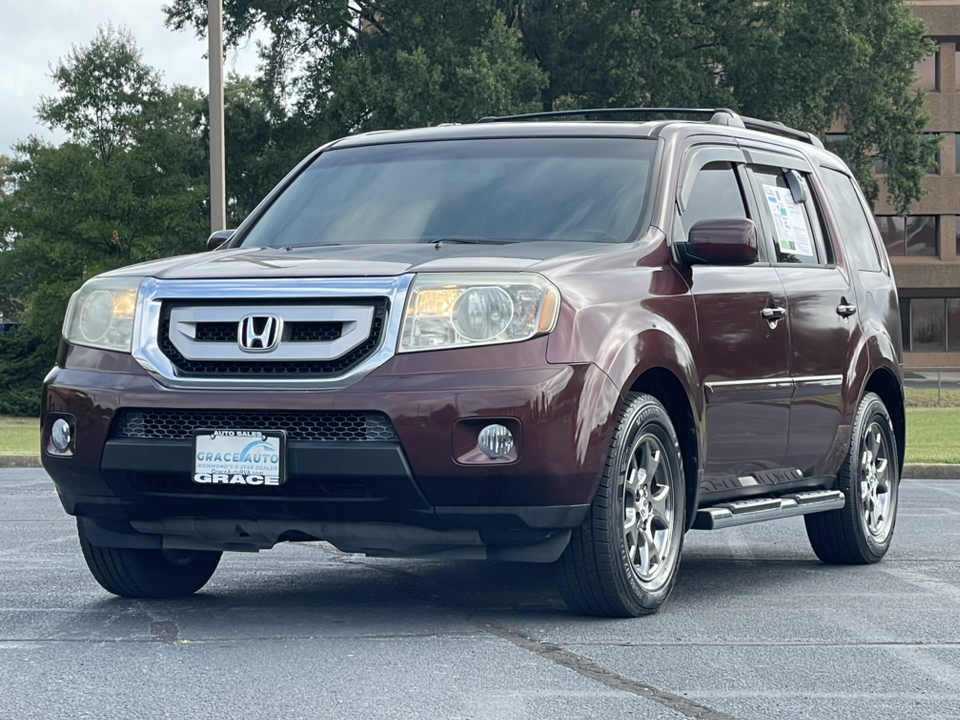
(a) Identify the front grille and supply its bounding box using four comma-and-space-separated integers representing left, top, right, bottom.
195, 322, 239, 342
289, 322, 343, 342
159, 298, 387, 377
113, 409, 398, 442
195, 321, 343, 343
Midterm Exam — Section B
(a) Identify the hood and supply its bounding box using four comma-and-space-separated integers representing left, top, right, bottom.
102, 241, 619, 281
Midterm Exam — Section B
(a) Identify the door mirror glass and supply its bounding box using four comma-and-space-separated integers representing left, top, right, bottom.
680, 218, 758, 266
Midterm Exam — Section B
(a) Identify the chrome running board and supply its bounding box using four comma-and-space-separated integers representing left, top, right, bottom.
693, 490, 845, 530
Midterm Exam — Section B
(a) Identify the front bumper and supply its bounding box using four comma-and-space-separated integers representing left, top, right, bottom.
43, 338, 620, 557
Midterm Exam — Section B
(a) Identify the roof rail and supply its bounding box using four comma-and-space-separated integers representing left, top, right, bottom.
738, 116, 824, 149
476, 107, 824, 149
477, 107, 725, 123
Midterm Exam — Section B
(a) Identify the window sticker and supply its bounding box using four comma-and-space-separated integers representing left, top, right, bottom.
762, 184, 814, 257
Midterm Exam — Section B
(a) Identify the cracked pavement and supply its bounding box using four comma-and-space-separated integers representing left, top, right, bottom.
1, 469, 959, 720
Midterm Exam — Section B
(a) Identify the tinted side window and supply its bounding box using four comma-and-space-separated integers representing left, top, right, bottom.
680, 162, 748, 240
749, 167, 820, 265
819, 168, 883, 271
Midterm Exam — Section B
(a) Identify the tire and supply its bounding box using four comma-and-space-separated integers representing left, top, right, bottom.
556, 393, 686, 617
805, 392, 900, 564
77, 519, 222, 598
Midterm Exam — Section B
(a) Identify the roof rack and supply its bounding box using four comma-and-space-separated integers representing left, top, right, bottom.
476, 107, 824, 149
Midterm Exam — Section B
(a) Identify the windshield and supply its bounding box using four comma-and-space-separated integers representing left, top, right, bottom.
239, 137, 657, 248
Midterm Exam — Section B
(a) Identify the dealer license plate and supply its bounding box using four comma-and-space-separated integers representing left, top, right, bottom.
192, 429, 286, 486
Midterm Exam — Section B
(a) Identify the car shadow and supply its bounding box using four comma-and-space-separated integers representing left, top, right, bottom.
80, 536, 853, 636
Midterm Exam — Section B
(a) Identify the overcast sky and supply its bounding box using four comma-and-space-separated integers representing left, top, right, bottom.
1, 0, 260, 156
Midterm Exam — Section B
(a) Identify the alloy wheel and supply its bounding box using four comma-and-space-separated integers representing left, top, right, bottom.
859, 420, 895, 543
622, 433, 676, 586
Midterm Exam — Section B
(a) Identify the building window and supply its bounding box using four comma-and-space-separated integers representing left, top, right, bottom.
877, 216, 905, 255
876, 134, 939, 175
926, 133, 941, 174
914, 51, 939, 91
950, 299, 960, 352
876, 216, 938, 256
906, 215, 938, 255
902, 298, 960, 353
911, 299, 946, 352
872, 135, 939, 175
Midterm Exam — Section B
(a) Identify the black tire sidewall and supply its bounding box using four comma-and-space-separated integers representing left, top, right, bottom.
843, 393, 899, 561
601, 394, 686, 613
77, 519, 221, 598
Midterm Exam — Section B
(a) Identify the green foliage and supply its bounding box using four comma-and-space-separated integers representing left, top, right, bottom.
222, 76, 318, 225
0, 155, 11, 200
0, 328, 54, 416
0, 27, 212, 414
166, 0, 546, 134
166, 0, 936, 212
38, 25, 163, 166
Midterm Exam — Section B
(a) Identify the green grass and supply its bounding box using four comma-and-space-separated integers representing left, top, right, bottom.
904, 407, 960, 465
0, 415, 40, 454
904, 387, 960, 408
1, 408, 957, 463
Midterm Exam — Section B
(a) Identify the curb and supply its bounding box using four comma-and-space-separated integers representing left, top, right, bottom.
902, 463, 960, 480
0, 455, 42, 468
1, 455, 959, 478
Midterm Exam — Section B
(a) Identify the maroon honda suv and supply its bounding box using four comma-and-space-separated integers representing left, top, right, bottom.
41, 109, 905, 617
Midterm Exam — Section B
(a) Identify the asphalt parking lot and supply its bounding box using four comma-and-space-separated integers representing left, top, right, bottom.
1, 468, 958, 720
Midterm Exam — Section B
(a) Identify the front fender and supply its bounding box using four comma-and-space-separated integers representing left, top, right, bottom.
546, 267, 704, 522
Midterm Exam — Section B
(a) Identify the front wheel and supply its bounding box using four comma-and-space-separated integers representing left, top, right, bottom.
78, 519, 222, 598
556, 393, 686, 617
805, 392, 900, 564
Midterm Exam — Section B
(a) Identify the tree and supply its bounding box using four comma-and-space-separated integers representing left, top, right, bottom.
165, 0, 545, 135
222, 76, 320, 226
0, 155, 11, 200
166, 0, 936, 213
38, 24, 163, 167
0, 27, 212, 415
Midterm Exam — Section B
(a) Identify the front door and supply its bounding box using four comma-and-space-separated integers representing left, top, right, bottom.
675, 148, 792, 494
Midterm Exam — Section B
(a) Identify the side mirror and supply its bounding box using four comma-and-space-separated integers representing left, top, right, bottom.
678, 218, 758, 266
206, 229, 235, 252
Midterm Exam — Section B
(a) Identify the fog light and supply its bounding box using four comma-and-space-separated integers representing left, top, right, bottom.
477, 423, 514, 459
51, 418, 72, 453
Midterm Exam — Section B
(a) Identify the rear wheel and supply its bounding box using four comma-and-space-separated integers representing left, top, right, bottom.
77, 519, 222, 598
805, 392, 899, 564
556, 393, 686, 617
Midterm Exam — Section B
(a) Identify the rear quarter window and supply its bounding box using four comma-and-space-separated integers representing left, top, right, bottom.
819, 168, 883, 272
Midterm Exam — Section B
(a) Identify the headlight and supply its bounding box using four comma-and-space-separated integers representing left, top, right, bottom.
399, 273, 560, 353
63, 276, 143, 353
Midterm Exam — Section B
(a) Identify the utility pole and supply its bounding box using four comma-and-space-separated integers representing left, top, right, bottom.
208, 0, 226, 232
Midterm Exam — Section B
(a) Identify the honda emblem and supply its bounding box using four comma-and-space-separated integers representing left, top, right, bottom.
238, 314, 282, 352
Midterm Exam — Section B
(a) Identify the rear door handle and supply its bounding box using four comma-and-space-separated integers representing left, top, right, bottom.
836, 301, 857, 318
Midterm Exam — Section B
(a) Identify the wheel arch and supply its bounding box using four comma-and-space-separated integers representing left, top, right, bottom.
862, 367, 905, 478
628, 367, 701, 531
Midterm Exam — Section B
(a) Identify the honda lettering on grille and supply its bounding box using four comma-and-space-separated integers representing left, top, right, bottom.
238, 314, 282, 352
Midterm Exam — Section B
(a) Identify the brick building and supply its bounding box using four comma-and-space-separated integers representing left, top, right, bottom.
882, 2, 960, 367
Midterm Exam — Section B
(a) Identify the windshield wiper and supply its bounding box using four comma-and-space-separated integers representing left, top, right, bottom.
427, 237, 519, 248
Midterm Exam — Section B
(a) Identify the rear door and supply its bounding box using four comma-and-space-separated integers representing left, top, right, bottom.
674, 144, 792, 493
740, 146, 861, 479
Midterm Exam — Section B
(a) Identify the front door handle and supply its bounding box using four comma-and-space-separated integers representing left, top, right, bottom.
760, 306, 787, 321
836, 300, 857, 318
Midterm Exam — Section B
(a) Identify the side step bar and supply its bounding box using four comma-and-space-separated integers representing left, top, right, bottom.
693, 490, 845, 530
